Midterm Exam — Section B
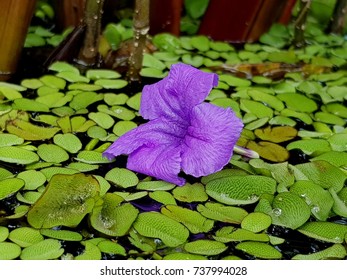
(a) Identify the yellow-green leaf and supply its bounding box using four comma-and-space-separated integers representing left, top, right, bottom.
133, 212, 189, 247
27, 174, 100, 228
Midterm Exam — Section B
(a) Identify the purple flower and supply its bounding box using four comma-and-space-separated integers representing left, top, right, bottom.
103, 63, 244, 186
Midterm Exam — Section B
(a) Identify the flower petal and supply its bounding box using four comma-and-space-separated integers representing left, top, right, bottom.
140, 63, 218, 122
103, 118, 186, 160
181, 102, 244, 177
127, 144, 185, 186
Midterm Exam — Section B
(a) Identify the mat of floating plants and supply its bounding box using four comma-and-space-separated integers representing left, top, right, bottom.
0, 23, 347, 260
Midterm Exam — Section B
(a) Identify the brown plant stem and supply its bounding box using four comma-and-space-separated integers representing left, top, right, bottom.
293, 0, 312, 48
44, 25, 86, 68
329, 0, 347, 34
76, 0, 105, 67
127, 0, 150, 82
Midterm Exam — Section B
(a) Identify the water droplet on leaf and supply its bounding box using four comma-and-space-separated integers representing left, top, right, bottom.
272, 208, 282, 216
312, 205, 320, 213
248, 194, 259, 201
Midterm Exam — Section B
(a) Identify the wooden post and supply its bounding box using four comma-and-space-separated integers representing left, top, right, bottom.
198, 0, 296, 43
0, 0, 37, 81
53, 0, 85, 31
198, 0, 263, 42
149, 0, 183, 36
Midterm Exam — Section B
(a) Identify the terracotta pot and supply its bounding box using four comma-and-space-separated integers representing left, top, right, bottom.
0, 0, 36, 81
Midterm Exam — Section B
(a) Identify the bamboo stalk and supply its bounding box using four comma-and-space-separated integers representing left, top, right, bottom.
293, 0, 312, 48
76, 0, 105, 67
0, 0, 36, 81
329, 0, 347, 34
127, 0, 150, 82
